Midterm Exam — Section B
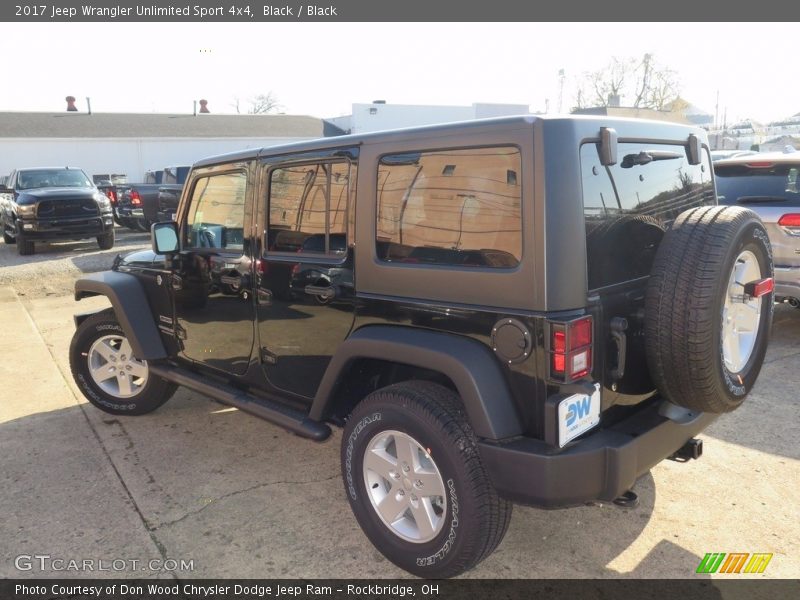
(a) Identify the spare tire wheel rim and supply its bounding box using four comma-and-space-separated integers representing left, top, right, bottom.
363, 430, 447, 544
722, 250, 762, 373
87, 334, 149, 398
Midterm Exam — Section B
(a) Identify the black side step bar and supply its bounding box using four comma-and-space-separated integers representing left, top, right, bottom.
149, 364, 331, 441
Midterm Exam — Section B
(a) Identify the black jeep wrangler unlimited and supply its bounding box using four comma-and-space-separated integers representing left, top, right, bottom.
69, 116, 774, 578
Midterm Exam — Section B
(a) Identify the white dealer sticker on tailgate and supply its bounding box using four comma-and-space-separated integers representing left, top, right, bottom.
558, 383, 601, 447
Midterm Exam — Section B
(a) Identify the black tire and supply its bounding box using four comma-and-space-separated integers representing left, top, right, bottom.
2, 227, 13, 244
342, 381, 512, 578
645, 206, 774, 414
16, 234, 34, 255
69, 310, 177, 416
97, 230, 115, 250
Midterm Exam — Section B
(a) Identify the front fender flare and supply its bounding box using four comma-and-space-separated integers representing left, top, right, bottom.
310, 326, 523, 441
75, 271, 167, 361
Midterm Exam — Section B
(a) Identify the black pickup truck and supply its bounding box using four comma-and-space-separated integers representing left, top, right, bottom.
117, 166, 190, 231
0, 167, 114, 255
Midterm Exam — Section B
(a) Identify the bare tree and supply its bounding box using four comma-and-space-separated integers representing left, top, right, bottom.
248, 92, 280, 115
644, 67, 680, 110
588, 57, 634, 106
230, 92, 281, 114
573, 54, 680, 111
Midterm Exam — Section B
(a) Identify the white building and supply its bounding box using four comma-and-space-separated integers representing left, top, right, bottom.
325, 101, 530, 135
0, 111, 324, 181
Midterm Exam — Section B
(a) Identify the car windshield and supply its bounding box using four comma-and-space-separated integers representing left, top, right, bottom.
17, 169, 92, 190
715, 163, 800, 207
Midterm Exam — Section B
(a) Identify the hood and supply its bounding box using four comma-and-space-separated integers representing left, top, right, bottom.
18, 187, 98, 201
116, 249, 166, 270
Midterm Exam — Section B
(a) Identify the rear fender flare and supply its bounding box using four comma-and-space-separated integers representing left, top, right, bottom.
310, 325, 523, 440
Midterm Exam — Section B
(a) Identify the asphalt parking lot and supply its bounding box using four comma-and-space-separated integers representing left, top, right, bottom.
0, 230, 798, 580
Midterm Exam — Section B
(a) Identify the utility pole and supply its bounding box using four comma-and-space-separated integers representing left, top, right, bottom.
714, 90, 719, 129
558, 69, 565, 113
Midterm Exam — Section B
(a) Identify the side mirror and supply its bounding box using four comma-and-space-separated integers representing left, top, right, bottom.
152, 221, 179, 254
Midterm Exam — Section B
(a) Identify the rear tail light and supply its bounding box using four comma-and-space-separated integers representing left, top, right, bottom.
105, 189, 117, 204
130, 190, 142, 206
549, 316, 593, 382
778, 213, 800, 233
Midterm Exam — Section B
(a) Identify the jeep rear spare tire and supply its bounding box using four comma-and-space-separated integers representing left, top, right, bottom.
645, 205, 773, 413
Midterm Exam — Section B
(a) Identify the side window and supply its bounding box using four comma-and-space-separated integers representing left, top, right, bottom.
268, 161, 350, 256
375, 146, 522, 268
581, 142, 715, 289
184, 172, 247, 252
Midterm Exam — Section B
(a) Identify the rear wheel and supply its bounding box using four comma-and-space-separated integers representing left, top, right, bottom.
69, 310, 177, 415
645, 206, 773, 413
341, 381, 512, 578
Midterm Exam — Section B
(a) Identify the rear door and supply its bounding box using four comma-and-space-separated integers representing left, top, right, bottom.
255, 153, 356, 400
580, 141, 716, 408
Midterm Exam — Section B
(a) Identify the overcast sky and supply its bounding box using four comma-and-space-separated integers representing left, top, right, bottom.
1, 22, 795, 125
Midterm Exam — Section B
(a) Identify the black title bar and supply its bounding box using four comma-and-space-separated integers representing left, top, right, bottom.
1, 0, 798, 22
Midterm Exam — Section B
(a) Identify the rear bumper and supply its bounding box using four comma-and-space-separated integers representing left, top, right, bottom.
18, 216, 113, 240
116, 207, 145, 219
478, 400, 717, 508
775, 265, 800, 299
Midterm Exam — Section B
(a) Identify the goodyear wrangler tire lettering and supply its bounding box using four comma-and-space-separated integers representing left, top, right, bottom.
344, 412, 382, 500
340, 381, 511, 578
645, 206, 774, 413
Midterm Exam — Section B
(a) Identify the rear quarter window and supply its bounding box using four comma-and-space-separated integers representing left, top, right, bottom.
581, 142, 715, 289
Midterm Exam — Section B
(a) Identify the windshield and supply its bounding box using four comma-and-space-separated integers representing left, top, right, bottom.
715, 163, 800, 207
17, 169, 92, 190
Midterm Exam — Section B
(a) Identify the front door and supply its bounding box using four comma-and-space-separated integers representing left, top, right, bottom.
170, 166, 255, 376
256, 156, 356, 399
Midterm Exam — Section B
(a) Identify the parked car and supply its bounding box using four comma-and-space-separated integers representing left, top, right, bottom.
117, 166, 190, 232
69, 116, 773, 578
715, 150, 800, 308
155, 165, 191, 222
92, 174, 128, 226
0, 167, 114, 255
711, 150, 759, 162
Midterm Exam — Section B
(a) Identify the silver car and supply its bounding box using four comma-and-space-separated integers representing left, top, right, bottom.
714, 151, 800, 308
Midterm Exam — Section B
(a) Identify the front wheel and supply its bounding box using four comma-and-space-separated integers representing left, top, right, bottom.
341, 381, 512, 578
69, 310, 176, 415
16, 234, 34, 255
97, 230, 115, 250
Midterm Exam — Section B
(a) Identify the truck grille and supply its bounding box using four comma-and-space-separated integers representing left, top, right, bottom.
37, 198, 99, 218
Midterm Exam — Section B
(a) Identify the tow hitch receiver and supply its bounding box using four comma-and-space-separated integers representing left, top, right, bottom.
669, 438, 703, 462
